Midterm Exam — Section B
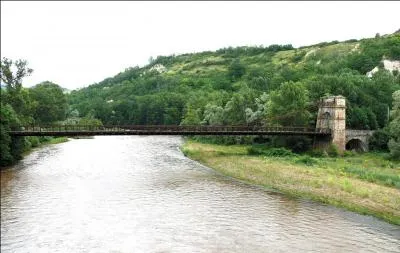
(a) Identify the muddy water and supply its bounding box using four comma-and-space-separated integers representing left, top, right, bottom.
1, 136, 399, 252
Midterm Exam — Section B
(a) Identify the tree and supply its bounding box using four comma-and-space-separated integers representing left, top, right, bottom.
181, 104, 201, 125
245, 93, 269, 125
227, 58, 246, 81
391, 90, 400, 118
0, 58, 34, 167
29, 81, 68, 123
388, 117, 400, 159
0, 57, 33, 92
223, 93, 248, 125
388, 90, 400, 159
202, 104, 225, 125
0, 58, 34, 115
0, 104, 21, 166
266, 81, 311, 126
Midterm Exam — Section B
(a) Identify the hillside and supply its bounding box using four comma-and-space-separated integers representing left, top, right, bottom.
68, 33, 400, 130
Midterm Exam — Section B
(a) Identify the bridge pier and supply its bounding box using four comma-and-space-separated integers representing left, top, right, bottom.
315, 95, 346, 152
346, 130, 374, 152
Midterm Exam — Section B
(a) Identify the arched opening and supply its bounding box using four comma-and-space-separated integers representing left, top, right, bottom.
346, 139, 366, 152
323, 112, 331, 119
321, 111, 331, 129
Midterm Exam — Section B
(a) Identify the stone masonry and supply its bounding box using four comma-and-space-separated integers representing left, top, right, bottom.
315, 95, 346, 151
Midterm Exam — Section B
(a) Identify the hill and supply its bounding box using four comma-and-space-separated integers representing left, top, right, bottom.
68, 33, 400, 130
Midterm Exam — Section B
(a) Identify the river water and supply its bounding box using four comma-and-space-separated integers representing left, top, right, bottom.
1, 136, 399, 252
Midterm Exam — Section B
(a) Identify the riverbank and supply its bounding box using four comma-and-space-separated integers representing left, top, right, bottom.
181, 140, 400, 225
1, 136, 69, 170
21, 137, 69, 162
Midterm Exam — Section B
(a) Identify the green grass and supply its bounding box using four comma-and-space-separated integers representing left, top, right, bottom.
45, 137, 69, 144
22, 137, 69, 157
182, 140, 400, 225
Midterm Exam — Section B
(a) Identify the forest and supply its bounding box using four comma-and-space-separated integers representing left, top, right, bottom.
1, 32, 400, 166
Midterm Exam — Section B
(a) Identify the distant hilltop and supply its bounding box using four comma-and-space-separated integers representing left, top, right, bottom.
67, 32, 399, 130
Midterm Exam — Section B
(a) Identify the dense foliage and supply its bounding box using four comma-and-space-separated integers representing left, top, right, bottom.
0, 58, 68, 166
388, 90, 400, 159
1, 32, 400, 166
68, 34, 400, 133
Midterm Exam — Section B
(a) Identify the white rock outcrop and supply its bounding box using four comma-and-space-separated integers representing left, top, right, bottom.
366, 59, 400, 77
149, 64, 166, 73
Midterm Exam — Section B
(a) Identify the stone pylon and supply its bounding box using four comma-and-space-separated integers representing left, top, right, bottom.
315, 96, 346, 151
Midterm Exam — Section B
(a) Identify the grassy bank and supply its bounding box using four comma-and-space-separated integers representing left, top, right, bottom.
181, 140, 400, 225
0, 136, 69, 169
22, 136, 69, 156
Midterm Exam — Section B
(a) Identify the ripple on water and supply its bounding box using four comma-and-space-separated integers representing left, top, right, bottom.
1, 136, 399, 253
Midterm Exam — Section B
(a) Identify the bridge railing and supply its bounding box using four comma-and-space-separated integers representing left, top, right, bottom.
10, 124, 331, 134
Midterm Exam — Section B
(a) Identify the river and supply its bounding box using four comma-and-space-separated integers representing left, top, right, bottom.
1, 136, 399, 252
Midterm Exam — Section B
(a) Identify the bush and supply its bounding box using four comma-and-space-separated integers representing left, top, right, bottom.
39, 136, 52, 142
369, 129, 390, 151
388, 139, 400, 160
295, 155, 318, 166
291, 51, 307, 63
0, 104, 21, 167
308, 148, 329, 158
343, 150, 357, 157
23, 138, 32, 152
327, 143, 340, 157
342, 166, 400, 188
192, 136, 254, 145
248, 146, 295, 157
268, 136, 312, 153
27, 136, 40, 148
284, 136, 312, 153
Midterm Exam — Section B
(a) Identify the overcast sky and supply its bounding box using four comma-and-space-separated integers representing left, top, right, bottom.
1, 1, 399, 90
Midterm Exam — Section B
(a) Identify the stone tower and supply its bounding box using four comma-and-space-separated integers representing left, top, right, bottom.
315, 96, 346, 151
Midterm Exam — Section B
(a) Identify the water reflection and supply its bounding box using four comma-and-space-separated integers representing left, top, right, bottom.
1, 136, 399, 252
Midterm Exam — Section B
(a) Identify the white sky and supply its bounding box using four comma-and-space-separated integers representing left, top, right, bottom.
1, 1, 399, 90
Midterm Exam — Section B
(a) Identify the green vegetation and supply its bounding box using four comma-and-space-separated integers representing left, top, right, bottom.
22, 136, 68, 155
2, 32, 400, 166
67, 33, 400, 159
388, 90, 400, 159
29, 81, 68, 124
0, 58, 71, 167
1, 32, 399, 226
182, 140, 400, 224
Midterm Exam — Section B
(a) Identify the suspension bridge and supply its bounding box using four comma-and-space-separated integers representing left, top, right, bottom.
9, 125, 331, 137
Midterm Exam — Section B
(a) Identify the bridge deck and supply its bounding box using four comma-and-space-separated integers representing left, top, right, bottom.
9, 125, 331, 137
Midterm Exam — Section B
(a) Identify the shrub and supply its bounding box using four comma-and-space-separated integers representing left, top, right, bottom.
248, 146, 295, 157
193, 136, 254, 145
388, 139, 400, 160
269, 136, 312, 153
327, 143, 340, 157
247, 145, 264, 155
285, 136, 312, 153
295, 155, 318, 166
343, 150, 357, 157
369, 129, 390, 151
39, 136, 52, 142
23, 138, 32, 152
308, 148, 329, 157
27, 136, 40, 148
342, 166, 400, 188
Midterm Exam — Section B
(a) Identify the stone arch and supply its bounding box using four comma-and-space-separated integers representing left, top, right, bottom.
322, 112, 331, 129
323, 112, 331, 118
345, 138, 367, 152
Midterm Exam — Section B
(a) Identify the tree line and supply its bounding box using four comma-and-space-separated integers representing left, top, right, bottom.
1, 33, 400, 166
68, 33, 400, 157
1, 58, 69, 166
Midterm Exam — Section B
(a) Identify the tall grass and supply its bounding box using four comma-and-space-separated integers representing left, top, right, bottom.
182, 140, 400, 225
